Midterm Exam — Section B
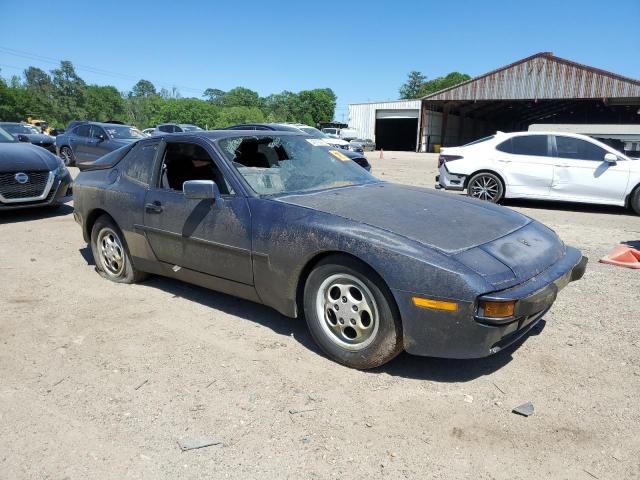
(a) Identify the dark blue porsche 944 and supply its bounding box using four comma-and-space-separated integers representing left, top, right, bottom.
73, 130, 587, 369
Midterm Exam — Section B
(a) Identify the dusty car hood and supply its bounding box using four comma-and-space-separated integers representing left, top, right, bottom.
0, 143, 57, 172
277, 182, 566, 288
276, 182, 530, 254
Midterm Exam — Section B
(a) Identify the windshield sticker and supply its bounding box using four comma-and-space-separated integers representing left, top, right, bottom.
306, 139, 330, 147
328, 149, 350, 161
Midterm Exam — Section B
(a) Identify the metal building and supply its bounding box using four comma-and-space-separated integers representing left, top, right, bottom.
419, 52, 640, 152
348, 100, 421, 151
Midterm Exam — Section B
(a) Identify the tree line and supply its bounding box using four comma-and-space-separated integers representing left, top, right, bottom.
399, 71, 471, 99
0, 61, 337, 129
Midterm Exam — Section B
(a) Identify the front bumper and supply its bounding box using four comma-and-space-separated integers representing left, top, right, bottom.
395, 247, 587, 358
0, 171, 72, 211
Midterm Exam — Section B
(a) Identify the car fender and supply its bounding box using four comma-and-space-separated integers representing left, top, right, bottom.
248, 198, 490, 318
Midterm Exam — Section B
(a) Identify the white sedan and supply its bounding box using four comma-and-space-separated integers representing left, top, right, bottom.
436, 131, 640, 214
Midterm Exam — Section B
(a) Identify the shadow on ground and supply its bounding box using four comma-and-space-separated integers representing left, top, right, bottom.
0, 204, 73, 224
123, 272, 542, 382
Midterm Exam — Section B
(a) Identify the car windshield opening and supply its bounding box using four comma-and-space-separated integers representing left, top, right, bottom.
104, 125, 145, 139
218, 134, 378, 195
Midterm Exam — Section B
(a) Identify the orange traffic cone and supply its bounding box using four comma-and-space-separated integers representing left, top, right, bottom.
379, 148, 384, 160
599, 245, 640, 269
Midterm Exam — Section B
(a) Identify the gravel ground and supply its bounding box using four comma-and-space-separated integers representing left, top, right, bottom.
1, 152, 639, 480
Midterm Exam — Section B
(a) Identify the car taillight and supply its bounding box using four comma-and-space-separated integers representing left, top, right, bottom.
438, 154, 463, 168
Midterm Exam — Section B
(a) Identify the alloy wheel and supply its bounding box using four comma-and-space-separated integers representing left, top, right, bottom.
97, 228, 125, 277
469, 175, 501, 202
315, 273, 379, 350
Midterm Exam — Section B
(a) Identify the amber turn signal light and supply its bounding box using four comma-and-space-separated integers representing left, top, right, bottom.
412, 297, 458, 312
480, 300, 516, 318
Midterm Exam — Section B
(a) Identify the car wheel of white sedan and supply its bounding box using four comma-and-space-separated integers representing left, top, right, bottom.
303, 255, 403, 369
467, 172, 504, 203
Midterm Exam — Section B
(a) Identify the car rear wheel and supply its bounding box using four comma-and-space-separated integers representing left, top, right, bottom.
467, 172, 504, 203
303, 255, 402, 369
630, 186, 640, 215
90, 215, 147, 283
60, 146, 75, 166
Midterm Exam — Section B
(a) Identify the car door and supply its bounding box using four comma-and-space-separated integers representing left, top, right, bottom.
550, 135, 630, 204
87, 125, 110, 160
142, 138, 253, 285
70, 124, 92, 162
494, 134, 555, 197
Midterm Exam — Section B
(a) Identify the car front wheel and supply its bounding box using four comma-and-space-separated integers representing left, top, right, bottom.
90, 215, 147, 283
59, 146, 75, 166
467, 172, 504, 203
631, 186, 640, 215
303, 255, 402, 369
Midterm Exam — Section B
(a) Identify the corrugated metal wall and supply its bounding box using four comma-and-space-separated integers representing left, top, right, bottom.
424, 54, 640, 101
348, 100, 421, 141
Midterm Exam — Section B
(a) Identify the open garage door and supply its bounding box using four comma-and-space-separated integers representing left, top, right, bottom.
375, 109, 419, 151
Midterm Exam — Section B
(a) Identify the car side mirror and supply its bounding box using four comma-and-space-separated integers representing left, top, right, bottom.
604, 153, 618, 164
17, 134, 30, 142
183, 180, 221, 202
97, 134, 106, 142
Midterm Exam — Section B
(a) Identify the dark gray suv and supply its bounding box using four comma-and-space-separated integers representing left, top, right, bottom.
55, 122, 145, 166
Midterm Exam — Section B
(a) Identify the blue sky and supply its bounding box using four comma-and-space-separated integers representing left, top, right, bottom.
1, 0, 638, 121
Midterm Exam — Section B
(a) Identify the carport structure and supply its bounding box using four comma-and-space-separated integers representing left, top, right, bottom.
418, 52, 640, 152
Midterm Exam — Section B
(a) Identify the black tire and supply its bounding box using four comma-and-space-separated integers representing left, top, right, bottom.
90, 214, 147, 283
630, 186, 640, 215
60, 146, 75, 166
303, 255, 403, 369
467, 172, 504, 203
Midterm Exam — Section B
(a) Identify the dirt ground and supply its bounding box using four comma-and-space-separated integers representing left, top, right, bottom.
1, 152, 639, 480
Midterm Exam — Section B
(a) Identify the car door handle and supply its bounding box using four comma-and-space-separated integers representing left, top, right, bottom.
145, 201, 163, 213
553, 163, 569, 167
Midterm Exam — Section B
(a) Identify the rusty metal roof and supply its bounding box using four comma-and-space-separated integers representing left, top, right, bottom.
423, 52, 640, 102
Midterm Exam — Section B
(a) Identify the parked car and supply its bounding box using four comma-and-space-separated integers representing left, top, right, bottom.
153, 124, 204, 135
0, 126, 72, 210
73, 130, 586, 369
55, 122, 145, 166
351, 138, 375, 151
0, 122, 56, 153
322, 127, 358, 141
436, 131, 640, 214
224, 123, 369, 169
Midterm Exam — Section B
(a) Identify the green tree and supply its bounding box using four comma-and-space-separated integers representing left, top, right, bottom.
217, 106, 265, 127
50, 61, 86, 124
85, 85, 126, 122
131, 79, 157, 97
203, 88, 226, 105
221, 87, 262, 108
417, 72, 471, 97
297, 88, 336, 125
399, 71, 427, 99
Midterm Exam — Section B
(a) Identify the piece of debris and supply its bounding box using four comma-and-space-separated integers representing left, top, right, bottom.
205, 380, 216, 389
177, 437, 220, 452
134, 379, 149, 390
289, 408, 317, 415
365, 422, 372, 428
512, 402, 534, 417
492, 381, 506, 394
463, 394, 474, 403
583, 469, 599, 479
52, 377, 66, 387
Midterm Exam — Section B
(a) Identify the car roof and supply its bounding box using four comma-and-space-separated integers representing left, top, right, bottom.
149, 130, 307, 140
